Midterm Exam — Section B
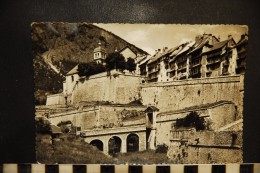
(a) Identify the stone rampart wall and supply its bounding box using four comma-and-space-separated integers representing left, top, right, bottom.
46, 93, 65, 105
72, 71, 144, 105
141, 75, 244, 119
167, 130, 243, 163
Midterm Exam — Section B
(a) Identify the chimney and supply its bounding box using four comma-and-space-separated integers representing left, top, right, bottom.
203, 33, 208, 39
163, 47, 168, 52
195, 35, 203, 43
208, 34, 213, 45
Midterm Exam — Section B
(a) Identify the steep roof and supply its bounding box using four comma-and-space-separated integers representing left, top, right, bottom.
203, 39, 229, 54
66, 65, 79, 75
118, 45, 137, 55
147, 46, 181, 65
236, 35, 248, 47
94, 44, 106, 53
137, 56, 151, 66
176, 41, 195, 56
147, 51, 165, 64
169, 42, 195, 62
188, 38, 209, 54
169, 45, 185, 57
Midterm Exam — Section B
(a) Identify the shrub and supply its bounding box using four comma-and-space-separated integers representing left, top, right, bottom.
78, 62, 106, 77
176, 111, 206, 130
126, 58, 136, 72
35, 117, 51, 134
156, 144, 168, 153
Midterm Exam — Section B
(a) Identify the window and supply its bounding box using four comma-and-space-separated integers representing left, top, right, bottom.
71, 75, 74, 82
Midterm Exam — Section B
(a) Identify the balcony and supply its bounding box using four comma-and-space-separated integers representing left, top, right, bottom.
190, 63, 201, 68
148, 67, 160, 75
206, 50, 221, 58
177, 66, 187, 71
148, 75, 158, 81
207, 59, 221, 66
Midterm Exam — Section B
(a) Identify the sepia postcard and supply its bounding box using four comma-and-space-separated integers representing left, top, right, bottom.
32, 23, 248, 164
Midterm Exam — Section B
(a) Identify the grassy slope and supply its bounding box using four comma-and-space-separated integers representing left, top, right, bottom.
36, 134, 172, 164
36, 135, 112, 164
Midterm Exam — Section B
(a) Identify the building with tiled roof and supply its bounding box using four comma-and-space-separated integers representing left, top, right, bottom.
139, 33, 247, 82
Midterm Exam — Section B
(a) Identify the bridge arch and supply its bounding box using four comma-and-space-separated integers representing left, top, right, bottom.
90, 139, 104, 151
108, 136, 122, 155
127, 133, 139, 152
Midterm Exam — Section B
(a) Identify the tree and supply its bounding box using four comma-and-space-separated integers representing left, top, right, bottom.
78, 62, 106, 77
176, 111, 206, 130
105, 52, 126, 71
126, 58, 136, 72
35, 117, 51, 134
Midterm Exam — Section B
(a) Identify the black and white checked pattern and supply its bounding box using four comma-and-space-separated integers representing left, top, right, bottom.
1, 164, 259, 173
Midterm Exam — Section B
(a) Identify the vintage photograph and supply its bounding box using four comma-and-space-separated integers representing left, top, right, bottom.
32, 23, 248, 164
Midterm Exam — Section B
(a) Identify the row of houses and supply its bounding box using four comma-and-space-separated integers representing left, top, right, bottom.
137, 33, 248, 82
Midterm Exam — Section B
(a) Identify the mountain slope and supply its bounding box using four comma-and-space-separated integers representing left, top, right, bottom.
32, 23, 149, 105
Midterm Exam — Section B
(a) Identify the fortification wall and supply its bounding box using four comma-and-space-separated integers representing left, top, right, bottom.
155, 102, 236, 146
209, 103, 236, 130
72, 71, 144, 105
167, 130, 243, 163
48, 107, 98, 130
98, 105, 146, 127
141, 75, 244, 119
187, 147, 242, 163
48, 105, 146, 131
46, 93, 66, 105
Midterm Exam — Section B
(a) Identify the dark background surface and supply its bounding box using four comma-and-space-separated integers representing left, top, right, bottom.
0, 0, 259, 163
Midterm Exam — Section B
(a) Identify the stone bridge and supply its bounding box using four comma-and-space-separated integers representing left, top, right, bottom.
80, 125, 147, 155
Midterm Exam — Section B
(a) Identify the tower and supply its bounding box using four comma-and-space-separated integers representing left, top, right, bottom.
94, 42, 107, 64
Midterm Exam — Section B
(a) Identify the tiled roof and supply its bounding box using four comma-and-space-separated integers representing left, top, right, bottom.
169, 45, 185, 57
176, 41, 195, 56
147, 46, 184, 65
147, 51, 165, 64
94, 46, 106, 53
203, 40, 229, 54
66, 65, 79, 75
137, 56, 151, 66
236, 37, 248, 47
170, 42, 195, 62
188, 38, 209, 54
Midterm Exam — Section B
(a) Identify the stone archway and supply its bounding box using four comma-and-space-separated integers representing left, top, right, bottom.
108, 136, 122, 155
127, 133, 139, 152
90, 139, 104, 151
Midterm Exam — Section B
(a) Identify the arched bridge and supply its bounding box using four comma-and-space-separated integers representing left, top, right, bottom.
80, 125, 146, 155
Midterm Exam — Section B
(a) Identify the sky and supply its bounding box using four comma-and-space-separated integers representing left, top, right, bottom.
95, 24, 248, 55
